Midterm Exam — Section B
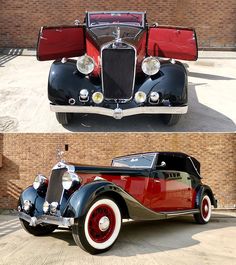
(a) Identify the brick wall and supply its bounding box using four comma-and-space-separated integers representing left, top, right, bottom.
0, 0, 236, 49
0, 133, 235, 209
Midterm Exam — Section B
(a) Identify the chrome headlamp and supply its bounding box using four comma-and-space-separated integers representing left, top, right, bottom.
76, 55, 95, 75
142, 57, 160, 76
33, 174, 48, 190
62, 171, 82, 190
134, 91, 147, 104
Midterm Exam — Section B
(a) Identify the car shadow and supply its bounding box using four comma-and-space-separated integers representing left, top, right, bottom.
49, 214, 235, 256
63, 82, 235, 132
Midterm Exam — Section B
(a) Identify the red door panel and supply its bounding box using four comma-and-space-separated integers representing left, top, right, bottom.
37, 26, 85, 61
148, 26, 198, 61
150, 171, 192, 211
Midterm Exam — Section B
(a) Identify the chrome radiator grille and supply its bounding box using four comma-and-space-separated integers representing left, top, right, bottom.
102, 45, 136, 100
45, 168, 66, 203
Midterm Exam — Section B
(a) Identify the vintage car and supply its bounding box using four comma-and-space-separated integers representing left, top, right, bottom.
18, 152, 217, 254
37, 11, 198, 126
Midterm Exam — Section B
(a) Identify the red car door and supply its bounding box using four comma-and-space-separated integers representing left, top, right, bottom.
150, 170, 192, 212
148, 26, 198, 61
37, 25, 85, 61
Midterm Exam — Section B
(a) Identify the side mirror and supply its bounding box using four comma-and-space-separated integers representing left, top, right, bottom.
157, 161, 166, 167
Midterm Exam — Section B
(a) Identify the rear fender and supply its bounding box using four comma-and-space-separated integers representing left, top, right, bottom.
195, 185, 217, 208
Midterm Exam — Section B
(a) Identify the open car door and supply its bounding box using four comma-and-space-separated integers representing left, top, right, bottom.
148, 26, 198, 61
37, 25, 85, 61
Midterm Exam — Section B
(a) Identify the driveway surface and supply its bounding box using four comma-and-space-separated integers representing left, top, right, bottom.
0, 211, 235, 265
0, 51, 236, 132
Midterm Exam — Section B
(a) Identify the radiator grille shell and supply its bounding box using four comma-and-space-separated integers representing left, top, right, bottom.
101, 44, 136, 100
45, 168, 66, 203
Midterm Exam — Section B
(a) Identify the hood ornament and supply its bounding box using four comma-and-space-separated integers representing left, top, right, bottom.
113, 26, 121, 42
56, 148, 65, 163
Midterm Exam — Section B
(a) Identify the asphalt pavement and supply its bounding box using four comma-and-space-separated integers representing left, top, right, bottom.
0, 51, 236, 132
0, 211, 235, 265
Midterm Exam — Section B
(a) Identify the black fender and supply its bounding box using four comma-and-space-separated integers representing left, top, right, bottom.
18, 186, 70, 217
64, 181, 166, 221
138, 61, 188, 105
18, 186, 45, 217
48, 59, 100, 105
195, 185, 217, 208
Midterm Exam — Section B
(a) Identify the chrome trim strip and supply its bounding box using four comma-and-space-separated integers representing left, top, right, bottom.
163, 209, 200, 217
19, 212, 74, 227
101, 41, 137, 102
50, 104, 188, 118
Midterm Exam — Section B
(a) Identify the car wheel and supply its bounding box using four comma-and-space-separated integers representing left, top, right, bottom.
55, 112, 73, 125
72, 198, 122, 254
160, 114, 181, 126
19, 219, 58, 236
194, 194, 212, 224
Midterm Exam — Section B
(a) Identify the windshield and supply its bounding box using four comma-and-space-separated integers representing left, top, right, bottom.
112, 153, 156, 168
87, 12, 144, 28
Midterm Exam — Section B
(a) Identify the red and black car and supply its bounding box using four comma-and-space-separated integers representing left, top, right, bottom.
37, 11, 198, 126
18, 152, 217, 254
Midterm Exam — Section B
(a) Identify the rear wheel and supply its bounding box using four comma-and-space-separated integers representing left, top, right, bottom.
19, 219, 58, 236
72, 198, 121, 254
160, 114, 181, 126
56, 112, 73, 125
194, 194, 212, 224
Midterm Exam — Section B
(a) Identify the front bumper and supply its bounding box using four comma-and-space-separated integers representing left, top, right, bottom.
50, 104, 188, 119
19, 212, 74, 227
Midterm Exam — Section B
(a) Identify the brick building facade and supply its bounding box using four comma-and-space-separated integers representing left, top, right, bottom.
0, 133, 235, 209
0, 0, 236, 49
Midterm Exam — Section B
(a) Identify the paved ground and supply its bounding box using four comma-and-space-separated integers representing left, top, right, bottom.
0, 211, 235, 265
0, 51, 236, 132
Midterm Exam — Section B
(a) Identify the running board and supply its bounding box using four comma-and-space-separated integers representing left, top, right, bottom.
161, 209, 200, 218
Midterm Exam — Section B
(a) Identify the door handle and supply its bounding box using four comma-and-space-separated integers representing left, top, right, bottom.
121, 175, 130, 181
154, 179, 160, 183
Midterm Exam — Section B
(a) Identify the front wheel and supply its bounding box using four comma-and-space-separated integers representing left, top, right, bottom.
19, 219, 58, 236
72, 198, 122, 254
194, 194, 212, 224
160, 114, 182, 126
55, 112, 73, 125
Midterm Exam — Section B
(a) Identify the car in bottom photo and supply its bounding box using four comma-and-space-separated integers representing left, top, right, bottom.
18, 152, 217, 254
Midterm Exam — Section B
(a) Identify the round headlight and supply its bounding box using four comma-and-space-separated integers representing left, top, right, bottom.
23, 200, 32, 212
92, 92, 104, 104
134, 91, 147, 104
76, 55, 95, 75
33, 174, 48, 190
43, 201, 50, 213
62, 171, 81, 190
142, 57, 160, 76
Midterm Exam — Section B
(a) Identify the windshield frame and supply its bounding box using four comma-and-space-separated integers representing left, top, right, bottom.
112, 153, 157, 169
86, 11, 146, 28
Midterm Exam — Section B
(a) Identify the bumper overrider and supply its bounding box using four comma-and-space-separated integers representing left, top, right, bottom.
19, 211, 74, 227
50, 104, 188, 120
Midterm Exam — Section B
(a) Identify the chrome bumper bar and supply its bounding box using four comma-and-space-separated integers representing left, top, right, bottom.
19, 212, 74, 227
50, 105, 188, 119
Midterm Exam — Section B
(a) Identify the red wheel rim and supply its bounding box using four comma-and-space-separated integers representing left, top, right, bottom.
202, 198, 209, 219
88, 204, 116, 243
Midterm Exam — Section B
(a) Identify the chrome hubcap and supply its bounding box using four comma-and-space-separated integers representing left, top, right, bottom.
204, 205, 208, 212
98, 216, 110, 232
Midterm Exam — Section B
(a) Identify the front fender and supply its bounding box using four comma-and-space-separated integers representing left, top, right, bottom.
64, 181, 166, 221
18, 186, 45, 217
138, 62, 188, 105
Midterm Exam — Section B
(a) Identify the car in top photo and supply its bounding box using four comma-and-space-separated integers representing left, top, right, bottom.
18, 151, 217, 254
37, 11, 198, 126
